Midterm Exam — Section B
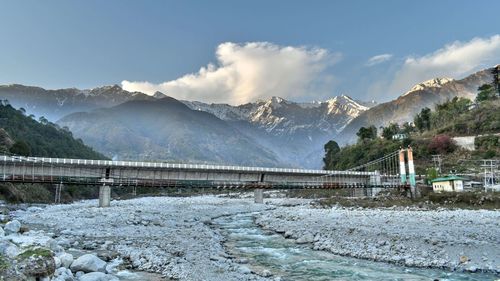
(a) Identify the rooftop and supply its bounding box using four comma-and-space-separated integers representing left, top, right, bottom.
431, 176, 466, 183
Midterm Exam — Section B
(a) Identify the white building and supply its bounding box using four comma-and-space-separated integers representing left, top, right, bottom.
431, 176, 465, 192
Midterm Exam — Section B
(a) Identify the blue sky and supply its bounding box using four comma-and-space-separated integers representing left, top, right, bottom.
1, 0, 499, 104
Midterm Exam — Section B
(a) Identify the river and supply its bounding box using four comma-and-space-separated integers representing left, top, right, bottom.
214, 212, 496, 281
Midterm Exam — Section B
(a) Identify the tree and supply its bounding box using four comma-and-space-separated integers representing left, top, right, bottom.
18, 107, 26, 115
402, 122, 415, 134
476, 84, 496, 102
414, 107, 431, 132
425, 167, 439, 184
9, 140, 31, 156
323, 140, 340, 169
356, 126, 377, 142
38, 116, 49, 125
382, 123, 400, 140
492, 65, 500, 96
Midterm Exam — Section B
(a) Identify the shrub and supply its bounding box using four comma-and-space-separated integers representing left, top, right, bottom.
428, 135, 457, 154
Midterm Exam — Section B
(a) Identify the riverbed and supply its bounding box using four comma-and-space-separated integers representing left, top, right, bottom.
11, 195, 500, 280
215, 212, 497, 281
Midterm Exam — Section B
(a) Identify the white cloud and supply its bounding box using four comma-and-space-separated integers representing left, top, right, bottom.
366, 53, 393, 66
389, 35, 500, 95
122, 42, 341, 105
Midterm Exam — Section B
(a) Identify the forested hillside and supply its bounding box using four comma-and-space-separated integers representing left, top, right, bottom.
0, 100, 107, 159
324, 82, 500, 174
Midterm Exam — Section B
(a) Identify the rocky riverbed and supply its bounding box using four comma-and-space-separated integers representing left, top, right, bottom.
4, 195, 500, 280
256, 205, 500, 274
9, 196, 297, 280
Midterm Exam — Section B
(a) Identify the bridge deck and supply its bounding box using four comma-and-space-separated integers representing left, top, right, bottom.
0, 155, 405, 189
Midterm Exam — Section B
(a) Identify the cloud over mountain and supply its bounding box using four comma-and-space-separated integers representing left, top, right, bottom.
122, 42, 341, 105
389, 34, 500, 95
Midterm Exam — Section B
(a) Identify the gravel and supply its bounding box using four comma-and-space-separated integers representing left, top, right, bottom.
12, 195, 499, 279
12, 196, 282, 281
255, 205, 500, 274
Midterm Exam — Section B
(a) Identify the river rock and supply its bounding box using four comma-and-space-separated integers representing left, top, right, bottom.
70, 254, 107, 273
0, 240, 19, 258
0, 226, 4, 237
78, 272, 119, 281
296, 233, 314, 244
53, 267, 74, 281
4, 220, 21, 235
58, 252, 74, 268
54, 256, 62, 268
238, 265, 251, 274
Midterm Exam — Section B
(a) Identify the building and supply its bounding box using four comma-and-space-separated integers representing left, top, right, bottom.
392, 133, 408, 140
431, 176, 465, 192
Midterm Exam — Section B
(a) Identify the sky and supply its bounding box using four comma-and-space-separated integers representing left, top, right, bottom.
1, 0, 499, 104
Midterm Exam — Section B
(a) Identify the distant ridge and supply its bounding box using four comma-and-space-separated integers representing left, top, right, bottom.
338, 67, 494, 144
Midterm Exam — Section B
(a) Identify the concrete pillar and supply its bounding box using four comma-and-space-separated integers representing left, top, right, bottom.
99, 185, 111, 207
407, 147, 418, 198
254, 188, 263, 204
399, 149, 407, 184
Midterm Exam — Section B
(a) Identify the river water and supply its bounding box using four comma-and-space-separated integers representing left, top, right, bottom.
214, 212, 496, 281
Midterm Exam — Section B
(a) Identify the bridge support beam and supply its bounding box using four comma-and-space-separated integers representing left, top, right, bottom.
99, 185, 111, 207
407, 147, 418, 198
254, 189, 263, 204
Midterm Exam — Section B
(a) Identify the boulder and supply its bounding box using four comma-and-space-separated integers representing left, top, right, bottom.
296, 233, 314, 244
238, 266, 251, 274
70, 254, 107, 273
54, 256, 62, 268
18, 253, 56, 278
4, 220, 21, 235
78, 272, 119, 281
0, 240, 19, 258
58, 252, 74, 268
53, 267, 74, 281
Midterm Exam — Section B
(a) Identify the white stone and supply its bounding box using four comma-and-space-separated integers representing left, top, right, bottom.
58, 252, 74, 268
4, 220, 21, 235
70, 254, 107, 273
105, 258, 122, 274
54, 256, 62, 268
0, 240, 19, 258
78, 272, 119, 281
238, 266, 251, 274
54, 267, 74, 281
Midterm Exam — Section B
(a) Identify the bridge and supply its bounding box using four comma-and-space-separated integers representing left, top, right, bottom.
0, 148, 416, 206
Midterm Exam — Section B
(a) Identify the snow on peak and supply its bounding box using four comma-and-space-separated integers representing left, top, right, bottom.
324, 95, 368, 113
404, 77, 454, 96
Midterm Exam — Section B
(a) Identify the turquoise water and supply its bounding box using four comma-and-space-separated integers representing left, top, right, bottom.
214, 213, 497, 281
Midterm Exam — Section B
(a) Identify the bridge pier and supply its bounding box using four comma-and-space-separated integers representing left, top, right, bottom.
99, 185, 111, 207
254, 188, 263, 203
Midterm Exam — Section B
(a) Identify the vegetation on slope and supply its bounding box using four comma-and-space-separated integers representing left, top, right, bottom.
324, 78, 499, 174
0, 100, 106, 159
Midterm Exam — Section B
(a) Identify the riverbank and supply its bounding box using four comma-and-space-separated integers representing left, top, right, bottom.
256, 204, 500, 274
11, 196, 301, 280
7, 195, 500, 280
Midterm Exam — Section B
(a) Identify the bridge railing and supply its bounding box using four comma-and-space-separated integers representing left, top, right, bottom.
0, 155, 373, 176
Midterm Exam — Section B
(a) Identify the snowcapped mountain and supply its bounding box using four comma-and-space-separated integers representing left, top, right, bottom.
0, 81, 373, 167
182, 94, 373, 168
402, 77, 454, 96
183, 94, 371, 136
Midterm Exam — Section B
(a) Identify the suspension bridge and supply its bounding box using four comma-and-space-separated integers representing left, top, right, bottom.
0, 148, 417, 206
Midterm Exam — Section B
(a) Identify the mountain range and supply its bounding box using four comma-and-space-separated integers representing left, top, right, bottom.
0, 66, 495, 168
337, 67, 493, 143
